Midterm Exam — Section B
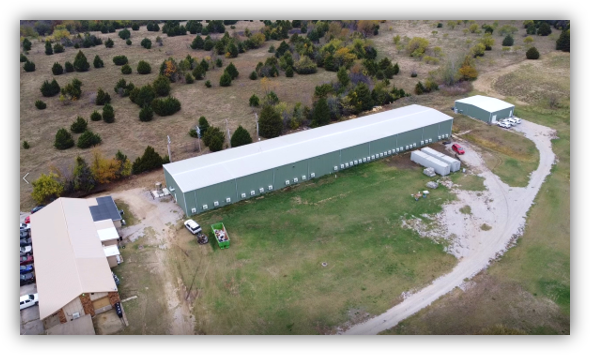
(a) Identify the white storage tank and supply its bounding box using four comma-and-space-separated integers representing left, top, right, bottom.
410, 150, 451, 176
420, 147, 461, 172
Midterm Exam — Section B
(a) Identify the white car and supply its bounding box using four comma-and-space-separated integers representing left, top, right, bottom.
20, 293, 38, 310
511, 117, 521, 124
497, 122, 511, 129
505, 117, 518, 125
20, 245, 32, 256
500, 119, 515, 127
184, 219, 202, 235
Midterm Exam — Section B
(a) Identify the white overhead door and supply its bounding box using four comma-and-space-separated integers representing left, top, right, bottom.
492, 115, 497, 123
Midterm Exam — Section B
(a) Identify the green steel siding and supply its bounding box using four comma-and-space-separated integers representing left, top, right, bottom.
184, 190, 197, 216
195, 180, 238, 213
456, 102, 490, 123
274, 160, 309, 188
438, 120, 454, 138
492, 106, 514, 120
340, 143, 370, 166
369, 136, 392, 156
164, 169, 188, 216
397, 128, 422, 150
235, 169, 275, 200
308, 151, 341, 178
422, 123, 439, 143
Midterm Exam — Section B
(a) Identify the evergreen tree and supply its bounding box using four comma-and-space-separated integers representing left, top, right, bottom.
35, 100, 47, 110
349, 83, 373, 113
192, 65, 205, 80
337, 67, 350, 87
526, 46, 540, 59
23, 141, 30, 149
153, 75, 171, 96
139, 106, 154, 122
137, 60, 151, 74
23, 61, 35, 72
20, 53, 28, 62
90, 110, 102, 121
151, 97, 181, 116
121, 64, 132, 74
205, 80, 212, 88
249, 94, 260, 107
219, 72, 232, 86
52, 62, 64, 75
132, 146, 164, 174
191, 35, 205, 49
93, 55, 104, 68
198, 116, 210, 138
22, 38, 32, 51
225, 62, 239, 79
54, 128, 75, 150
53, 43, 65, 53
65, 61, 74, 72
199, 58, 209, 71
537, 22, 552, 36
185, 73, 194, 84
132, 23, 140, 31
40, 79, 61, 97
131, 85, 156, 107
227, 42, 239, 58
77, 130, 102, 149
392, 63, 400, 75
126, 39, 132, 46
249, 71, 258, 80
73, 50, 90, 72
112, 55, 128, 65
105, 38, 114, 48
70, 116, 88, 133
286, 66, 294, 77
45, 40, 53, 55
102, 103, 115, 122
384, 65, 396, 79
73, 156, 96, 191
502, 35, 514, 46
311, 97, 330, 127
556, 29, 570, 52
258, 105, 283, 138
324, 54, 337, 71
96, 88, 111, 105
141, 38, 152, 49
203, 127, 225, 152
230, 125, 252, 147
118, 28, 131, 40
414, 81, 425, 95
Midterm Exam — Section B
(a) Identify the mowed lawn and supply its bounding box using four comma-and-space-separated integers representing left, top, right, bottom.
162, 156, 458, 334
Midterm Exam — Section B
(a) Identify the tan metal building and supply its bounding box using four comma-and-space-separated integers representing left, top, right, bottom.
30, 198, 122, 330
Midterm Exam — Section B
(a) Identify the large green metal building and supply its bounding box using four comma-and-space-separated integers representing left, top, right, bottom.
164, 104, 454, 216
454, 95, 515, 124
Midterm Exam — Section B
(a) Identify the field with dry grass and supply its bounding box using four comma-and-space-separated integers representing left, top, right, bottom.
19, 20, 563, 209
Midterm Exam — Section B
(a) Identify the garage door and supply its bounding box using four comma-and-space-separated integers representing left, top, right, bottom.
92, 297, 110, 310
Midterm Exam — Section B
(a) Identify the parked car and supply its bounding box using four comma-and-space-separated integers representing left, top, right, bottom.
31, 205, 45, 214
20, 229, 31, 238
20, 238, 32, 247
20, 272, 35, 286
501, 119, 515, 127
184, 219, 203, 235
20, 246, 32, 256
20, 223, 30, 231
20, 254, 34, 265
20, 293, 38, 310
497, 122, 511, 129
452, 143, 465, 155
20, 264, 34, 274
511, 117, 521, 124
505, 117, 518, 125
24, 215, 30, 224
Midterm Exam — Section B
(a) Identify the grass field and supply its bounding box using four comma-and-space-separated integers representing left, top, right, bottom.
19, 20, 563, 210
116, 155, 460, 334
450, 173, 486, 191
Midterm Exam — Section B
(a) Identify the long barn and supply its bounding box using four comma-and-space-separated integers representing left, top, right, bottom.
164, 104, 454, 216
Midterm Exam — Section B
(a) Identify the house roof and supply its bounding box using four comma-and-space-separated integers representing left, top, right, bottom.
103, 245, 121, 257
88, 196, 121, 222
164, 105, 454, 192
30, 198, 118, 320
455, 95, 515, 113
95, 220, 120, 242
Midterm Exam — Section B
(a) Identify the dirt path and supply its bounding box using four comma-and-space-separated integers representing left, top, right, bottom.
108, 188, 196, 335
343, 120, 556, 334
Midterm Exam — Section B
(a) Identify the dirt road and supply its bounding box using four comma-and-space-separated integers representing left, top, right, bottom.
343, 120, 556, 334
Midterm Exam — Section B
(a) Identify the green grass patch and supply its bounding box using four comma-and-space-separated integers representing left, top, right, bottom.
459, 205, 471, 215
165, 158, 458, 334
480, 224, 491, 231
115, 200, 138, 227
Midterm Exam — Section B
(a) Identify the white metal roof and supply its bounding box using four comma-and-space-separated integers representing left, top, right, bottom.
164, 105, 453, 192
103, 245, 121, 257
455, 95, 514, 112
95, 221, 120, 242
30, 198, 118, 320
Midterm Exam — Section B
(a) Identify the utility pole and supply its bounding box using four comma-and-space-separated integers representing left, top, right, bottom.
167, 135, 172, 162
196, 125, 201, 152
225, 119, 231, 148
255, 113, 259, 141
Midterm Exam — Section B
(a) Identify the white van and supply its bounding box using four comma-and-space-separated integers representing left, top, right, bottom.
20, 293, 38, 310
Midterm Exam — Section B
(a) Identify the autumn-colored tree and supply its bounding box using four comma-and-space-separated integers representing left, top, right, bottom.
32, 172, 64, 203
406, 37, 429, 58
479, 34, 495, 50
159, 57, 180, 82
90, 148, 121, 184
115, 150, 132, 178
357, 20, 378, 37
469, 23, 479, 33
458, 56, 478, 80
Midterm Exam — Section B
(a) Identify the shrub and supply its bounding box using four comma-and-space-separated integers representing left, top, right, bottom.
556, 29, 570, 52
537, 22, 552, 36
502, 35, 514, 46
190, 35, 204, 49
137, 60, 151, 74
132, 146, 164, 174
139, 106, 154, 122
130, 85, 156, 107
45, 40, 53, 55
118, 29, 131, 40
147, 22, 160, 32
198, 116, 210, 137
225, 62, 239, 79
127, 39, 132, 45
153, 75, 171, 96
90, 110, 102, 121
132, 23, 139, 31
113, 55, 128, 65
70, 116, 88, 133
249, 94, 260, 107
258, 105, 283, 138
151, 96, 181, 116
192, 65, 205, 80
411, 70, 418, 77
189, 128, 198, 138
205, 80, 212, 88
121, 64, 132, 74
35, 100, 47, 110
65, 61, 74, 72
114, 78, 135, 97
285, 66, 294, 77
23, 141, 30, 149
95, 88, 111, 105
293, 55, 317, 74
141, 38, 152, 49
203, 127, 225, 152
53, 43, 64, 53
52, 62, 64, 75
92, 55, 104, 68
102, 103, 115, 122
73, 50, 90, 71
414, 81, 425, 95
185, 73, 194, 84
219, 72, 232, 86
526, 46, 540, 59
77, 130, 102, 148
156, 36, 163, 46
423, 56, 440, 65
40, 79, 61, 97
23, 61, 35, 72
249, 71, 257, 80
105, 38, 114, 48
230, 125, 253, 147
20, 53, 28, 62
54, 128, 75, 150
22, 38, 32, 51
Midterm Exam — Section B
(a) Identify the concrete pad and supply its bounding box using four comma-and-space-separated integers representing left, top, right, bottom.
92, 309, 124, 335
20, 318, 45, 335
46, 314, 95, 335
20, 283, 37, 296
20, 305, 40, 323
